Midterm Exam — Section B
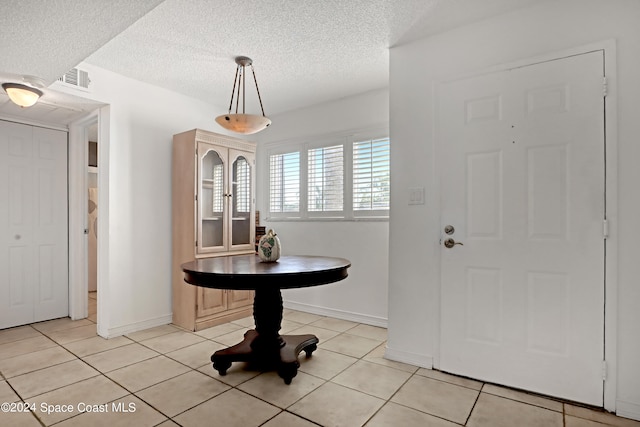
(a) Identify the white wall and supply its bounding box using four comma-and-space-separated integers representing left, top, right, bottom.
57, 62, 231, 336
388, 0, 640, 418
256, 89, 390, 326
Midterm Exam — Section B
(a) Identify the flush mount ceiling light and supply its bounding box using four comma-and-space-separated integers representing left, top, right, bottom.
215, 56, 271, 135
2, 82, 43, 108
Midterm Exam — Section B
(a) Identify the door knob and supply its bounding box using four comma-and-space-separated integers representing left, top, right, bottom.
444, 238, 463, 248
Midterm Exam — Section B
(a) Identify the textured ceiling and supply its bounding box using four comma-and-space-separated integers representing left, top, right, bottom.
0, 0, 164, 84
0, 0, 539, 123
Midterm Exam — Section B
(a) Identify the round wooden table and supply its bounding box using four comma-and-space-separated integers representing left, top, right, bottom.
182, 254, 351, 384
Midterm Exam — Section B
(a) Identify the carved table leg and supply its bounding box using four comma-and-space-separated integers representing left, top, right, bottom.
278, 334, 319, 384
210, 287, 320, 384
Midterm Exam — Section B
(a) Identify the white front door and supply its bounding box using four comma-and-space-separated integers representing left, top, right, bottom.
438, 51, 605, 405
0, 120, 69, 329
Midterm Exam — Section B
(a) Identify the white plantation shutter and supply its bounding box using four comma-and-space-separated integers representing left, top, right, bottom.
308, 145, 344, 212
269, 152, 300, 213
353, 137, 390, 213
266, 131, 390, 219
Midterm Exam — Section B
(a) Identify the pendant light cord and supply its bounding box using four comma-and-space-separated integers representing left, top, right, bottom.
225, 59, 267, 118
251, 65, 267, 117
227, 65, 240, 114
235, 65, 242, 114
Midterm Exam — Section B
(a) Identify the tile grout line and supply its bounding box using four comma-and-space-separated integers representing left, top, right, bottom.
5, 313, 633, 427
361, 371, 415, 427
480, 387, 565, 414
463, 383, 485, 426
1, 369, 47, 426
156, 319, 385, 426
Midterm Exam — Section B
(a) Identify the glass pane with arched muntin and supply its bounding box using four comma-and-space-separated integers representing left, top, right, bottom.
232, 155, 251, 245
201, 149, 224, 248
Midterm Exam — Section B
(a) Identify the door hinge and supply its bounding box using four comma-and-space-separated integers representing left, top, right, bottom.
603, 219, 609, 239
602, 360, 608, 380
603, 76, 608, 97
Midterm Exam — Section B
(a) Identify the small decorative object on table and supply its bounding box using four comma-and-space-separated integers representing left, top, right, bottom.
258, 229, 281, 262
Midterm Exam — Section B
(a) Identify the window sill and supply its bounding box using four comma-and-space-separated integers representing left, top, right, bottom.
264, 216, 389, 223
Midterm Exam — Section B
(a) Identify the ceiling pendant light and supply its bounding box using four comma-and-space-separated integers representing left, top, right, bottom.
215, 56, 271, 135
2, 82, 43, 108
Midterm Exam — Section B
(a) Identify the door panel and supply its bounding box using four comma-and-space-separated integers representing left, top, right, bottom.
228, 290, 254, 310
197, 287, 226, 317
438, 52, 605, 405
32, 127, 69, 321
0, 121, 68, 328
197, 143, 228, 254
229, 149, 255, 251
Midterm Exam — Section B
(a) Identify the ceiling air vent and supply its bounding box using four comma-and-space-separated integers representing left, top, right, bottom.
58, 68, 91, 91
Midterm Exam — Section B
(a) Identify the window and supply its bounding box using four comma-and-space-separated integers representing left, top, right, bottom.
308, 145, 344, 212
269, 151, 300, 213
267, 130, 390, 220
353, 138, 390, 213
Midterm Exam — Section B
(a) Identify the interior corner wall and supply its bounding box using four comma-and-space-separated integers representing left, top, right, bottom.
255, 89, 390, 326
56, 62, 229, 337
388, 0, 640, 417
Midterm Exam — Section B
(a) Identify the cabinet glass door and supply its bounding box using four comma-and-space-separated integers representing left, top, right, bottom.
230, 152, 254, 249
199, 147, 226, 253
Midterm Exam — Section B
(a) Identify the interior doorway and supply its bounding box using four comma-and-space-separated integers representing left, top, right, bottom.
68, 107, 107, 335
87, 122, 98, 322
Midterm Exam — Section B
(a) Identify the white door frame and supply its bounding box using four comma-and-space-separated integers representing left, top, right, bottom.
68, 106, 111, 338
433, 39, 618, 411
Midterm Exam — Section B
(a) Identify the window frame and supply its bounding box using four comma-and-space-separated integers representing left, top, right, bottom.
306, 137, 347, 219
351, 136, 391, 218
265, 126, 389, 221
267, 147, 303, 219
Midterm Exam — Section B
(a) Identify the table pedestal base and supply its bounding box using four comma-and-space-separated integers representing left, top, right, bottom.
211, 329, 318, 384
210, 286, 319, 384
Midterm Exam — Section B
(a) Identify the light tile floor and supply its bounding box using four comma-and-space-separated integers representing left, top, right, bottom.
0, 294, 638, 426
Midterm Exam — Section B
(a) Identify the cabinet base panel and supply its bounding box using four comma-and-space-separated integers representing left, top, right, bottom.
194, 307, 254, 331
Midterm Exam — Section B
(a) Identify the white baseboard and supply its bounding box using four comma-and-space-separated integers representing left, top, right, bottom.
101, 314, 173, 338
616, 400, 640, 421
384, 346, 433, 369
283, 301, 388, 328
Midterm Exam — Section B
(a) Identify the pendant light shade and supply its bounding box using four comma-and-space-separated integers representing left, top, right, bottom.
215, 56, 271, 135
215, 114, 271, 135
2, 83, 43, 108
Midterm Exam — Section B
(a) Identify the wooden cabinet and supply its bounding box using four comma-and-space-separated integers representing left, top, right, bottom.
196, 289, 254, 317
172, 129, 256, 331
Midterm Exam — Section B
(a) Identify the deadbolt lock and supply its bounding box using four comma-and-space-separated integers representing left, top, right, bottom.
444, 225, 455, 235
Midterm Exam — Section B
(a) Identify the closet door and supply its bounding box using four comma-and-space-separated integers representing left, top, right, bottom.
0, 121, 68, 328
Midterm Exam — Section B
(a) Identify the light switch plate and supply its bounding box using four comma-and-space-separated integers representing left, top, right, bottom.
408, 187, 425, 205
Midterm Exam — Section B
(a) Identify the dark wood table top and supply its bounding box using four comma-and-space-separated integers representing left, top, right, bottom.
182, 254, 351, 290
